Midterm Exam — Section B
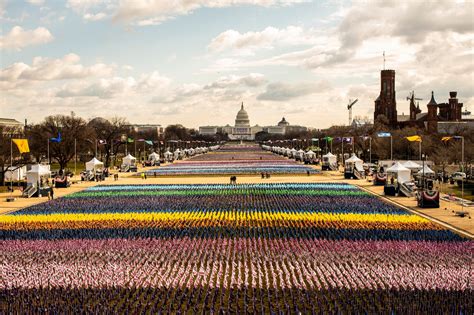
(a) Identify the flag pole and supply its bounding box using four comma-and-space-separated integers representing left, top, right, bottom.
461, 136, 464, 213
10, 137, 13, 198
47, 138, 50, 164
74, 138, 77, 177
369, 137, 372, 164
419, 141, 421, 160
390, 135, 393, 160
95, 139, 98, 157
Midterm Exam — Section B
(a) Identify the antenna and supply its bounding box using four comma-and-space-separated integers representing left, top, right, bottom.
347, 98, 359, 126
383, 51, 385, 70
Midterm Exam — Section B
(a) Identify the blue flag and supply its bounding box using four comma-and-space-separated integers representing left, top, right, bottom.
377, 132, 391, 138
50, 132, 62, 143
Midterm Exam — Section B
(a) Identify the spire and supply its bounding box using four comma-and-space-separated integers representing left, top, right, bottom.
241, 102, 244, 110
428, 91, 437, 106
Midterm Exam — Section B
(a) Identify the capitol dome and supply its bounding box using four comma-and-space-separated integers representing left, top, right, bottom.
235, 102, 250, 127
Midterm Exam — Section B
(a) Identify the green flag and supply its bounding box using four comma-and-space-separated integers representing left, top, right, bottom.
323, 136, 333, 142
127, 137, 134, 143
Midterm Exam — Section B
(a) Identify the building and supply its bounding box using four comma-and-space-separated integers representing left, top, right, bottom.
198, 103, 307, 140
0, 118, 24, 134
374, 70, 397, 126
373, 70, 472, 132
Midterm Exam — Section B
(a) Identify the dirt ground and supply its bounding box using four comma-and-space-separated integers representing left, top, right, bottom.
1, 167, 472, 238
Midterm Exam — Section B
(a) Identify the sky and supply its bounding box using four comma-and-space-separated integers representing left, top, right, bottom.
1, 0, 473, 129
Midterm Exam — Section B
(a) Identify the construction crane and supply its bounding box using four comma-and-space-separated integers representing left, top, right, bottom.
407, 91, 423, 120
406, 91, 423, 102
347, 99, 358, 126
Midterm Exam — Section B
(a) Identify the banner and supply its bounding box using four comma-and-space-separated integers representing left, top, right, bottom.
406, 135, 422, 142
323, 136, 333, 142
50, 132, 62, 143
343, 137, 353, 143
12, 139, 30, 154
377, 132, 391, 138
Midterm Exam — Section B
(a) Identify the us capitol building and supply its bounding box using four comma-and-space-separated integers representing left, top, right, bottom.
199, 102, 307, 140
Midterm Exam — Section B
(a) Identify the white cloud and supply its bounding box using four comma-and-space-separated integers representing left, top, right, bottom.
0, 53, 115, 90
208, 26, 318, 54
0, 26, 53, 50
83, 12, 107, 21
257, 81, 331, 101
55, 71, 171, 99
204, 73, 266, 89
113, 0, 308, 26
26, 0, 44, 5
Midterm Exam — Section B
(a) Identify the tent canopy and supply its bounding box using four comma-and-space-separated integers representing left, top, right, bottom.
417, 165, 435, 175
26, 164, 51, 187
305, 150, 316, 157
122, 154, 136, 165
403, 160, 422, 169
323, 152, 335, 158
386, 162, 411, 183
148, 152, 160, 160
345, 154, 363, 163
85, 157, 104, 171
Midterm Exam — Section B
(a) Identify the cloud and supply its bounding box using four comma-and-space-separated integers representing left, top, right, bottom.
113, 0, 308, 26
204, 73, 266, 89
0, 26, 53, 50
208, 26, 317, 54
26, 0, 44, 5
56, 71, 171, 99
0, 53, 115, 90
83, 12, 107, 21
257, 81, 331, 101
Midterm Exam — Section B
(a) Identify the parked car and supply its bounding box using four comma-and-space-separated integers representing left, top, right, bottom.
451, 172, 466, 181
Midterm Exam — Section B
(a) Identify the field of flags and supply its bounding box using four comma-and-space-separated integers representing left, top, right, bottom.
1, 183, 472, 313
147, 145, 318, 176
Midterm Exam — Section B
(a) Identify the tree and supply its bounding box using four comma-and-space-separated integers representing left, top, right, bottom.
29, 114, 94, 171
88, 117, 130, 167
164, 124, 191, 141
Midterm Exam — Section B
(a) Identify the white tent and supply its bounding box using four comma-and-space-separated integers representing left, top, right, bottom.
345, 154, 364, 171
305, 150, 316, 159
148, 152, 160, 161
164, 151, 173, 161
26, 164, 51, 188
417, 165, 435, 175
403, 160, 422, 170
386, 162, 411, 184
322, 152, 337, 165
4, 166, 27, 181
122, 154, 136, 166
85, 157, 104, 172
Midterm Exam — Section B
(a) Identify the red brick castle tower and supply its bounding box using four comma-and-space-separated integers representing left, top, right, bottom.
374, 70, 397, 127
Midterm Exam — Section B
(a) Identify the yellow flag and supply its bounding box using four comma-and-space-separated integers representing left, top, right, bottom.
406, 135, 422, 142
12, 139, 30, 154
441, 136, 452, 142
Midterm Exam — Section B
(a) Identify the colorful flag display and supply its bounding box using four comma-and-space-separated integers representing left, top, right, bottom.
12, 139, 30, 153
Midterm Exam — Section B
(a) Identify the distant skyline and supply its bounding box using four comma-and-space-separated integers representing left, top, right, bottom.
1, 0, 473, 129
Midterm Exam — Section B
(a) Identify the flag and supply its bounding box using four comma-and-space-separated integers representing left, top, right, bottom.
377, 132, 391, 138
127, 137, 134, 143
360, 136, 370, 141
323, 136, 333, 142
145, 140, 153, 145
441, 136, 452, 142
98, 139, 107, 145
12, 139, 30, 153
50, 132, 62, 143
343, 137, 353, 143
406, 135, 422, 142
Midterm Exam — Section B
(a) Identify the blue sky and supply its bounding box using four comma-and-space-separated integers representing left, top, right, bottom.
1, 0, 473, 128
